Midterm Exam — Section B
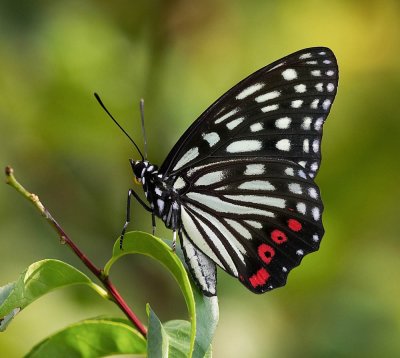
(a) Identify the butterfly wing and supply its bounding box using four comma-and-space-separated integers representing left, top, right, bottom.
159, 47, 338, 295
174, 157, 323, 294
160, 47, 338, 179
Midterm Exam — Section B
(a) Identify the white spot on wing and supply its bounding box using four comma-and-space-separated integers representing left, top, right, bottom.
173, 147, 199, 171
288, 183, 302, 194
322, 99, 331, 110
276, 139, 291, 151
296, 202, 306, 214
303, 139, 309, 153
238, 180, 275, 191
313, 234, 320, 242
296, 249, 304, 256
308, 187, 318, 199
314, 117, 324, 130
202, 132, 220, 147
291, 99, 303, 108
294, 84, 306, 93
261, 104, 279, 112
195, 170, 225, 186
224, 194, 286, 209
173, 177, 186, 190
312, 207, 320, 221
226, 117, 244, 130
226, 140, 262, 153
311, 162, 319, 172
311, 70, 321, 76
315, 83, 323, 92
327, 83, 335, 92
310, 99, 319, 109
285, 167, 294, 176
244, 164, 265, 175
312, 139, 320, 153
275, 117, 291, 129
215, 108, 239, 124
255, 90, 280, 103
302, 117, 312, 130
298, 169, 307, 178
298, 161, 307, 169
236, 83, 265, 100
282, 68, 298, 81
326, 70, 335, 76
299, 53, 312, 59
250, 122, 263, 132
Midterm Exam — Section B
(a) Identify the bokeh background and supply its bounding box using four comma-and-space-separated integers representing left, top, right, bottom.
1, 1, 399, 357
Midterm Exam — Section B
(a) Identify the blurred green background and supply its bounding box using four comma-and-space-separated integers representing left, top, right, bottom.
1, 1, 399, 357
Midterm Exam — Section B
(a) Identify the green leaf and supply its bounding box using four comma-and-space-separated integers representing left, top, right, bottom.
192, 289, 219, 358
104, 231, 197, 356
147, 305, 169, 358
0, 259, 107, 331
147, 305, 212, 358
25, 318, 146, 357
164, 320, 212, 358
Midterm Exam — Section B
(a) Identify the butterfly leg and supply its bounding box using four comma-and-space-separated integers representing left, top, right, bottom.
120, 188, 153, 249
152, 213, 156, 235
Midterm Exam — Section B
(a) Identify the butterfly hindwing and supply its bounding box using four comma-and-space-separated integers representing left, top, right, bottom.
160, 47, 338, 179
173, 158, 324, 294
179, 229, 217, 296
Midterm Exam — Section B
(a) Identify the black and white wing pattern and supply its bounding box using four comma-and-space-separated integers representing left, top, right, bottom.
160, 47, 338, 179
160, 47, 338, 295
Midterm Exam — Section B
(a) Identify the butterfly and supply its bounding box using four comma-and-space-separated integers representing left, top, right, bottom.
111, 47, 338, 296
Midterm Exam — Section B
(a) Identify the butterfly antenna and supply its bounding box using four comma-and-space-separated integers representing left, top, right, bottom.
139, 99, 148, 160
94, 93, 144, 161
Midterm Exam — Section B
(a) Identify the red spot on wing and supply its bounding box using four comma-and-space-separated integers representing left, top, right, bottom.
288, 219, 302, 232
271, 229, 288, 244
258, 243, 275, 264
249, 268, 270, 288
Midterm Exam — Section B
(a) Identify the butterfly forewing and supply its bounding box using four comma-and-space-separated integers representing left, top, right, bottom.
173, 158, 323, 293
160, 47, 338, 179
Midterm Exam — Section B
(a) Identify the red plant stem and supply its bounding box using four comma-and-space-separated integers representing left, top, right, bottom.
50, 215, 148, 337
104, 278, 148, 335
5, 166, 147, 337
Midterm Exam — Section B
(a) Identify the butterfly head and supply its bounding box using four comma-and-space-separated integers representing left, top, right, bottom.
130, 159, 158, 185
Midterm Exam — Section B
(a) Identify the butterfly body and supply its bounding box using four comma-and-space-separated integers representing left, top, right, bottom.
131, 160, 181, 230
128, 47, 338, 296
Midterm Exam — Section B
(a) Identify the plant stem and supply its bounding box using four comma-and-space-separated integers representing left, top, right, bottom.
4, 166, 147, 337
